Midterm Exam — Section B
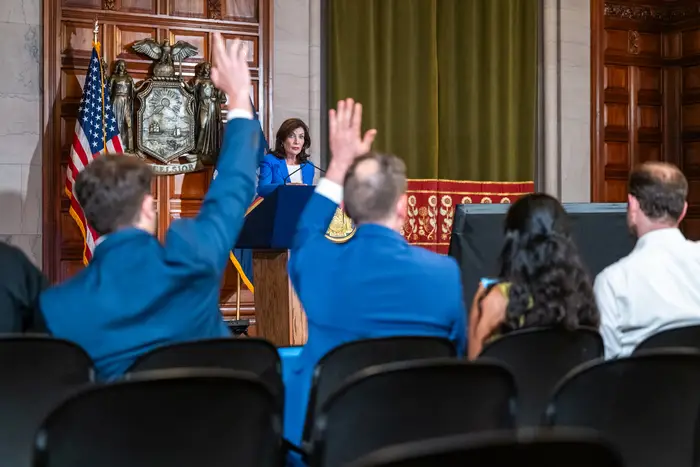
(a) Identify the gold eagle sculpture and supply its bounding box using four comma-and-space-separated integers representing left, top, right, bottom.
132, 39, 198, 77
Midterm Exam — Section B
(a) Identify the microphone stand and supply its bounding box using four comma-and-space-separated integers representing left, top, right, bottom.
283, 160, 326, 185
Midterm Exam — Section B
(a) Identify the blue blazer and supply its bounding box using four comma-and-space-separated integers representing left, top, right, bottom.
257, 153, 315, 197
284, 189, 467, 445
40, 117, 261, 381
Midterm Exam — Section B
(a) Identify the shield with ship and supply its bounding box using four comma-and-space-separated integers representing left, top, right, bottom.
135, 80, 196, 164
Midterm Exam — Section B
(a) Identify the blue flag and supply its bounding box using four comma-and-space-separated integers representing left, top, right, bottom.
228, 100, 267, 292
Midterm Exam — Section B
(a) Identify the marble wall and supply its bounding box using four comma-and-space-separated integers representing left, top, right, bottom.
0, 0, 42, 266
272, 0, 322, 173
542, 0, 591, 202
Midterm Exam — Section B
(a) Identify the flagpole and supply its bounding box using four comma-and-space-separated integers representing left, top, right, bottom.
236, 274, 241, 321
92, 18, 107, 151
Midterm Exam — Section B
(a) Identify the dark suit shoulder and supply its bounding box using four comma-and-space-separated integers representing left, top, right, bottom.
0, 242, 35, 271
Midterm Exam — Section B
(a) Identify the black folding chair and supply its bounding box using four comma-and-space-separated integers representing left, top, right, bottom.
311, 358, 516, 467
33, 368, 282, 467
302, 336, 456, 448
633, 324, 700, 354
346, 429, 624, 467
479, 327, 603, 426
547, 349, 700, 467
0, 335, 93, 467
126, 337, 283, 401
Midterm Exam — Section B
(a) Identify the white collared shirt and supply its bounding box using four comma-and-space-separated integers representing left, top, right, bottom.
286, 164, 303, 184
594, 228, 700, 358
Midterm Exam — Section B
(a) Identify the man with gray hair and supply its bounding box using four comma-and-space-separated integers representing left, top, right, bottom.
284, 98, 467, 447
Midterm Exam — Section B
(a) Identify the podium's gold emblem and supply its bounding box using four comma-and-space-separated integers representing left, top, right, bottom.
325, 208, 355, 243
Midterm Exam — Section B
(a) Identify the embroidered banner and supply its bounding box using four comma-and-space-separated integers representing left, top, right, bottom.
401, 179, 535, 254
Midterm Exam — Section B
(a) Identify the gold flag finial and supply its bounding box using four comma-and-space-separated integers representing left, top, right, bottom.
92, 18, 99, 44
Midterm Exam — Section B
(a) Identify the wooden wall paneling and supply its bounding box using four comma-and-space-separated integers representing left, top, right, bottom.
591, 0, 605, 202
222, 0, 258, 22
117, 0, 158, 14
663, 28, 682, 168
593, 1, 700, 238
43, 0, 272, 323
680, 18, 700, 239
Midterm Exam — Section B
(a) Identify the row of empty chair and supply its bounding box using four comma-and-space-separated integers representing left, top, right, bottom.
2, 324, 700, 466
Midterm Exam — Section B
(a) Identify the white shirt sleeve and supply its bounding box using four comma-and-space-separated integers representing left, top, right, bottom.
594, 271, 623, 359
315, 178, 344, 205
227, 108, 254, 120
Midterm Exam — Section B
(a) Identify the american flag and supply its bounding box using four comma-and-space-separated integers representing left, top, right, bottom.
65, 45, 124, 265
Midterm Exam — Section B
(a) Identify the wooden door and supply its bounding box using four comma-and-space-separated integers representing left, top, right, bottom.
591, 0, 700, 239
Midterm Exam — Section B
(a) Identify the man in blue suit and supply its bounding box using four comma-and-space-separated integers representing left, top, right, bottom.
285, 98, 468, 446
40, 34, 259, 380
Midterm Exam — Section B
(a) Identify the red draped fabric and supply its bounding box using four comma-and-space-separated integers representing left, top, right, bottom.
401, 179, 535, 254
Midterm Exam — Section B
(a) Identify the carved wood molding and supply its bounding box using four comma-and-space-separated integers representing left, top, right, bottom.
605, 2, 700, 23
103, 0, 115, 10
208, 0, 222, 19
628, 30, 639, 54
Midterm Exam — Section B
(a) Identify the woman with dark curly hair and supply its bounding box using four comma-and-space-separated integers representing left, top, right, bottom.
467, 193, 600, 359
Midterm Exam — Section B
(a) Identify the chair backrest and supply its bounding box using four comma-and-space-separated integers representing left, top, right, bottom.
548, 350, 700, 467
127, 338, 283, 401
0, 335, 93, 467
302, 336, 456, 444
33, 368, 282, 467
633, 324, 700, 353
479, 327, 603, 426
312, 359, 516, 467
345, 429, 624, 467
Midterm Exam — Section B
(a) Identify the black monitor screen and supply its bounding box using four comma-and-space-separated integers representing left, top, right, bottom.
448, 203, 635, 306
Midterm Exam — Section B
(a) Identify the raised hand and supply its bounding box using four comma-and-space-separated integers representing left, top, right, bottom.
210, 33, 251, 113
326, 98, 377, 183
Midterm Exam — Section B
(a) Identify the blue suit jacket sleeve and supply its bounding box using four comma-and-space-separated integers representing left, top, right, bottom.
288, 191, 338, 296
257, 156, 277, 197
448, 260, 468, 356
164, 118, 260, 275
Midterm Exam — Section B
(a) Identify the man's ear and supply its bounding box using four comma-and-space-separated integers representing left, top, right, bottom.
142, 194, 155, 219
397, 193, 408, 217
680, 201, 688, 223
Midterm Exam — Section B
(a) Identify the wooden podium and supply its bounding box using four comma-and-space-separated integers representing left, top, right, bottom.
236, 185, 316, 346
252, 250, 307, 345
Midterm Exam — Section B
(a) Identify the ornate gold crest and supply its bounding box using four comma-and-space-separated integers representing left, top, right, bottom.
325, 207, 355, 243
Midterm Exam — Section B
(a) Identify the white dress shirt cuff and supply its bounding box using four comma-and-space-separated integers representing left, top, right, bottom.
315, 178, 344, 205
227, 108, 254, 120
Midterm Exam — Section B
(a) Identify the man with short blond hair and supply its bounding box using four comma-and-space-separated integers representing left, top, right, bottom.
595, 161, 700, 358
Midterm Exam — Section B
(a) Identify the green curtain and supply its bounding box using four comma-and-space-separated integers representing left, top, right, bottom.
329, 0, 439, 178
329, 0, 537, 181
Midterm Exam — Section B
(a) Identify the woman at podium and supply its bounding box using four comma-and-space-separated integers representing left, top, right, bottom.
257, 118, 315, 197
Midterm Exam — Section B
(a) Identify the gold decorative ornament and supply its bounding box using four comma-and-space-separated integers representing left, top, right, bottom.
325, 207, 355, 243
